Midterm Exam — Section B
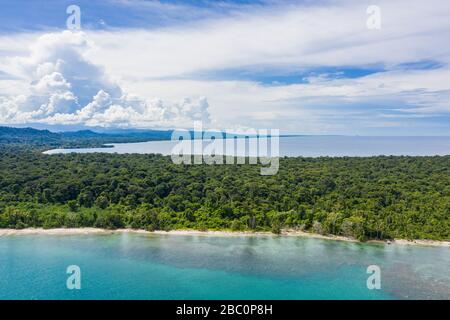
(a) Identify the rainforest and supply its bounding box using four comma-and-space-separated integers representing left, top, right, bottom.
0, 145, 448, 241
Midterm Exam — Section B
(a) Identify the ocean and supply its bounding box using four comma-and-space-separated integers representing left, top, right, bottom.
44, 136, 450, 157
1, 233, 449, 300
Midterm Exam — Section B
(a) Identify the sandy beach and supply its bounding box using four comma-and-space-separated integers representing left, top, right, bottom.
0, 227, 449, 247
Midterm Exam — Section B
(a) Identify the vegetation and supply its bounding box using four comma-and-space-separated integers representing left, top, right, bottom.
0, 126, 281, 149
0, 146, 448, 241
0, 126, 172, 148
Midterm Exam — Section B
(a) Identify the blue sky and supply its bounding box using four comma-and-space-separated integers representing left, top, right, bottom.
0, 0, 449, 135
0, 0, 277, 32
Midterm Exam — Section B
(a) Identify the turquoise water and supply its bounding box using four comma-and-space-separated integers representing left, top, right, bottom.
1, 233, 449, 300
44, 136, 450, 157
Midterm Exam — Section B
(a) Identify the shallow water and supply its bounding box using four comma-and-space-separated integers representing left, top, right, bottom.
0, 233, 449, 299
44, 136, 450, 157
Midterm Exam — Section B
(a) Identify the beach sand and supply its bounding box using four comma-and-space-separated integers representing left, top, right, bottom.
0, 227, 449, 247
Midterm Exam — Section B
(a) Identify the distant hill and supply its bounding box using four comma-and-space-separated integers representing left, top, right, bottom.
0, 126, 291, 149
0, 126, 62, 145
0, 126, 173, 148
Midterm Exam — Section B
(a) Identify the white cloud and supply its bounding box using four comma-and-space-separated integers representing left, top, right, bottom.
83, 0, 450, 78
0, 0, 449, 134
0, 31, 211, 128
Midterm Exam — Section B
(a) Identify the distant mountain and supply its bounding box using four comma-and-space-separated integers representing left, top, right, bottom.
0, 126, 294, 149
0, 126, 61, 145
0, 126, 173, 148
60, 130, 104, 138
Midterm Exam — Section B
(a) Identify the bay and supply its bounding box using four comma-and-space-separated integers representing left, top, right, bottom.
44, 136, 450, 157
0, 233, 449, 300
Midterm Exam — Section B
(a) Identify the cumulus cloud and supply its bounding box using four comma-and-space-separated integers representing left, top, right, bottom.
0, 31, 211, 128
84, 0, 450, 79
1, 0, 450, 134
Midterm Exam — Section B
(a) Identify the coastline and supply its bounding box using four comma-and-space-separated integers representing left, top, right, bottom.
0, 227, 448, 247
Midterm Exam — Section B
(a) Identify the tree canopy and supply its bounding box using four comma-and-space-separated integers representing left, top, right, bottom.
0, 146, 448, 241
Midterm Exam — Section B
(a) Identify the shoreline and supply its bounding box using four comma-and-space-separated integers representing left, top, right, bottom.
0, 227, 448, 247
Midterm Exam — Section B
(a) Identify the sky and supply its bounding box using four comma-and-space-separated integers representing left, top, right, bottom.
0, 0, 449, 135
